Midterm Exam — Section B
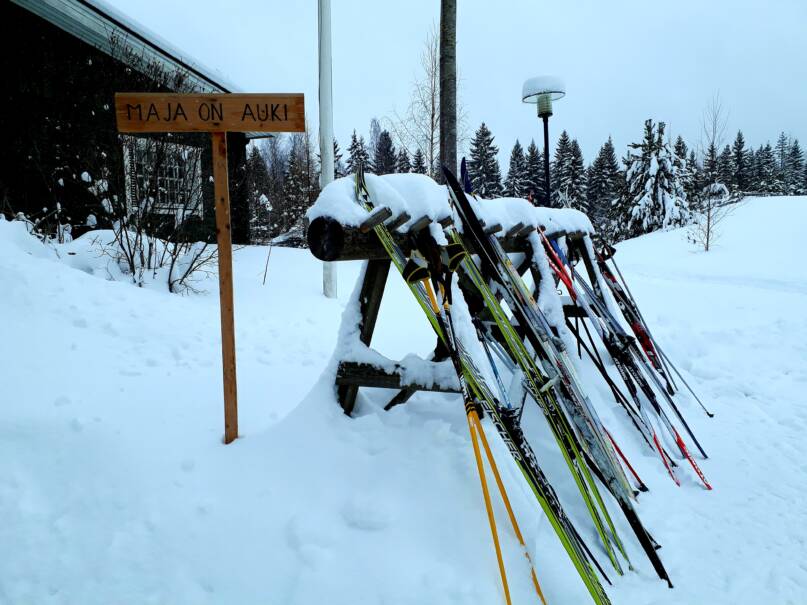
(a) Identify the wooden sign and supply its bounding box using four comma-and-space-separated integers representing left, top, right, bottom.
115, 91, 305, 444
115, 93, 305, 133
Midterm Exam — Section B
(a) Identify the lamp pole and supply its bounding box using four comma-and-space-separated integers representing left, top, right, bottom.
319, 0, 337, 298
542, 114, 551, 206
522, 77, 565, 207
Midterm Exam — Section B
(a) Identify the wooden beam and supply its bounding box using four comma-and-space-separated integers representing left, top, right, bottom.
212, 132, 239, 444
306, 215, 577, 262
337, 361, 460, 393
337, 259, 391, 414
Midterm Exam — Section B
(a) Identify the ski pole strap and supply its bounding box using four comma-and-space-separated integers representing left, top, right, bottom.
403, 255, 429, 284
446, 242, 466, 272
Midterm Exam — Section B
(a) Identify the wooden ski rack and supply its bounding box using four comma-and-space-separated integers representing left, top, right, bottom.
307, 209, 589, 415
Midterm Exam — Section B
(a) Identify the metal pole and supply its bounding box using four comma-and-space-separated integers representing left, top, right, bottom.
542, 115, 551, 207
319, 0, 337, 298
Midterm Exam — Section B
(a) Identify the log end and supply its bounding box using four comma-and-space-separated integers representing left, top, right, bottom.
307, 216, 345, 261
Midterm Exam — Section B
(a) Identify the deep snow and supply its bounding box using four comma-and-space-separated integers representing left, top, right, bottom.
2, 196, 807, 604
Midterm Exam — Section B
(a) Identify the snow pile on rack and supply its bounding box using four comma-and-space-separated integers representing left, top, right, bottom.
308, 172, 593, 235
3, 197, 807, 604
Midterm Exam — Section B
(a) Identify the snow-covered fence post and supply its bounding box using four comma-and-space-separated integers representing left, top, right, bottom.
115, 92, 305, 444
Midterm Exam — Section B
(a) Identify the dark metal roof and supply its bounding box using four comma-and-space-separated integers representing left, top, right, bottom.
11, 0, 239, 93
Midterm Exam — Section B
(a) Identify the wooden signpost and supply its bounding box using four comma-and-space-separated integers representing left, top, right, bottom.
115, 92, 305, 444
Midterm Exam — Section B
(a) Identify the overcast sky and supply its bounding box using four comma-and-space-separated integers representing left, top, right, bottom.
108, 0, 807, 166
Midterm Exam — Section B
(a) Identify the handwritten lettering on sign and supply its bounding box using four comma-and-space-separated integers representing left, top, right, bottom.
115, 93, 305, 133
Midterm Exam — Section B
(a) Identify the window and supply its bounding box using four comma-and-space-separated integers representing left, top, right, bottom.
123, 137, 204, 222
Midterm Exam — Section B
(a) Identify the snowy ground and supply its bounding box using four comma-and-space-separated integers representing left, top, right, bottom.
2, 196, 806, 604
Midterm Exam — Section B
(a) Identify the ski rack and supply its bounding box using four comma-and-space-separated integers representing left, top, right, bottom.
307, 210, 588, 415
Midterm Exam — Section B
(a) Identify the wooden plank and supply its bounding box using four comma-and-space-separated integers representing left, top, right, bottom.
505, 222, 526, 239
385, 211, 411, 231
337, 259, 391, 415
337, 362, 460, 392
359, 206, 393, 233
484, 222, 503, 235
212, 132, 239, 444
115, 92, 305, 133
407, 215, 432, 234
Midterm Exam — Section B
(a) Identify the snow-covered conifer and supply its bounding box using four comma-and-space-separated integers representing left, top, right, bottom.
523, 140, 545, 204
346, 130, 372, 174
395, 148, 412, 173
731, 131, 749, 192
587, 137, 622, 229
468, 122, 502, 196
717, 145, 735, 190
412, 149, 428, 174
503, 140, 528, 198
373, 130, 397, 175
611, 119, 689, 240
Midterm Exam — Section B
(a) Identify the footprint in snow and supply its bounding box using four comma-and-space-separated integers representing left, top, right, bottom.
341, 496, 393, 531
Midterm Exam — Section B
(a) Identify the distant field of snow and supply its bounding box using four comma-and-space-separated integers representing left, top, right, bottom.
1, 196, 806, 604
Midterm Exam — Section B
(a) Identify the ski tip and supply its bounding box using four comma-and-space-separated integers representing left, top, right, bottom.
667, 580, 674, 589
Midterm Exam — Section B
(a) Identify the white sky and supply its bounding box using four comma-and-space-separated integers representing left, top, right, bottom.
108, 0, 807, 166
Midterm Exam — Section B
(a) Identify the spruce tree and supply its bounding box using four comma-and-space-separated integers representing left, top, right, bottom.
412, 149, 428, 174
552, 130, 572, 207
278, 135, 312, 236
468, 122, 502, 196
787, 139, 804, 194
703, 143, 719, 186
587, 137, 622, 230
674, 136, 688, 165
503, 139, 528, 197
373, 130, 397, 175
564, 139, 587, 211
524, 140, 545, 204
775, 132, 790, 185
717, 145, 734, 190
396, 148, 412, 173
803, 161, 807, 195
333, 138, 345, 179
246, 146, 273, 243
756, 143, 778, 193
611, 119, 688, 240
346, 130, 371, 174
687, 150, 701, 202
731, 131, 748, 192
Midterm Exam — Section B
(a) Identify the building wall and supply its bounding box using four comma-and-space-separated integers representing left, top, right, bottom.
0, 2, 249, 243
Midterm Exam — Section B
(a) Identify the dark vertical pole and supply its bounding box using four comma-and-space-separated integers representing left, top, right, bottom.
439, 0, 457, 181
542, 115, 551, 207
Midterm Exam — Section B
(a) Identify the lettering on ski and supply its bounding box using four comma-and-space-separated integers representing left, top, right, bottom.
115, 93, 305, 133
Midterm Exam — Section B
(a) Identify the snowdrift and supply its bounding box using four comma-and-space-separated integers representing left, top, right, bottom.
2, 197, 807, 604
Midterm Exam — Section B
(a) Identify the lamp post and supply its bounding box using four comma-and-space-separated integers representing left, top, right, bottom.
522, 77, 565, 206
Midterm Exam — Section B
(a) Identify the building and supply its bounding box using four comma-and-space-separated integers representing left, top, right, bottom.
1, 0, 250, 243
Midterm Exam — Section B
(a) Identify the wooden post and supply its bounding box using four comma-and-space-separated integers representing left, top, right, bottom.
115, 92, 305, 445
212, 132, 238, 444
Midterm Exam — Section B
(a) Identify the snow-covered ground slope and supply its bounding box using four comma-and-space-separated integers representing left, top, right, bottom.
2, 196, 806, 604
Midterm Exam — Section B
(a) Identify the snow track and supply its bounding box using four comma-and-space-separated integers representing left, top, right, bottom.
1, 196, 806, 604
